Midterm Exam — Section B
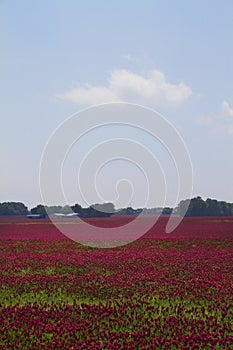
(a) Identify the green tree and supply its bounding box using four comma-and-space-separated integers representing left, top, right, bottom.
30, 205, 47, 217
91, 202, 115, 214
0, 202, 28, 215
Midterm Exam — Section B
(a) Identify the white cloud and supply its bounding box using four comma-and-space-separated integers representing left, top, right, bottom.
56, 69, 192, 107
198, 100, 233, 135
57, 85, 119, 105
122, 53, 139, 64
222, 100, 233, 118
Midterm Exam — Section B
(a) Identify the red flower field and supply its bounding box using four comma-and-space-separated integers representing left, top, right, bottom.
0, 216, 233, 349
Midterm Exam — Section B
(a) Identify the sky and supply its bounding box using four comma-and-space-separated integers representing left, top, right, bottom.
1, 0, 233, 209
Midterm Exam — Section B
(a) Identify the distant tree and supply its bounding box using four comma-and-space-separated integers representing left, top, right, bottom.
205, 198, 219, 216
177, 197, 233, 217
117, 207, 140, 215
162, 207, 173, 215
177, 199, 191, 216
218, 201, 233, 216
91, 202, 115, 214
71, 203, 83, 214
87, 203, 114, 217
46, 206, 63, 215
71, 202, 115, 217
30, 205, 47, 217
61, 205, 73, 215
0, 202, 28, 215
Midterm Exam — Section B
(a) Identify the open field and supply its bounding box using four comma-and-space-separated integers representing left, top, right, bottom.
0, 216, 233, 349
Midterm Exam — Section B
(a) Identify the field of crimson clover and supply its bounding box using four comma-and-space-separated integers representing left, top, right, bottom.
0, 215, 233, 349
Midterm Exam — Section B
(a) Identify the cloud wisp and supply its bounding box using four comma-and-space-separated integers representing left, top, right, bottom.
222, 100, 233, 118
56, 69, 192, 107
196, 100, 233, 135
221, 100, 233, 134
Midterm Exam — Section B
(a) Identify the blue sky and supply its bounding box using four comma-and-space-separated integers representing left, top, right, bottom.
1, 1, 233, 208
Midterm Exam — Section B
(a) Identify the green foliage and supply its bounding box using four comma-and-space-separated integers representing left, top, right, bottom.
91, 202, 115, 214
30, 204, 47, 216
71, 203, 82, 213
117, 207, 143, 215
1, 197, 233, 217
177, 196, 233, 216
30, 202, 115, 217
71, 202, 115, 217
0, 202, 28, 215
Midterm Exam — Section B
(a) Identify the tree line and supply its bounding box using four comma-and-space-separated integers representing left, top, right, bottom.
0, 197, 233, 216
177, 196, 233, 216
31, 203, 115, 218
